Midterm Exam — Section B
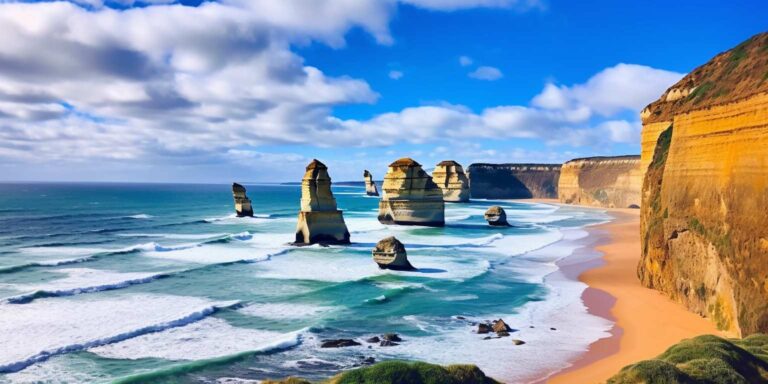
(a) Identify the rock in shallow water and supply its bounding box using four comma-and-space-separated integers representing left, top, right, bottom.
484, 206, 510, 227
372, 236, 415, 271
320, 339, 361, 348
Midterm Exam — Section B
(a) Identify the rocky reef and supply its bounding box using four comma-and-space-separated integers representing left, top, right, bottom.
467, 163, 561, 199
231, 183, 253, 217
608, 334, 768, 384
378, 158, 445, 226
558, 156, 642, 208
372, 236, 415, 270
294, 159, 351, 245
432, 160, 470, 202
638, 32, 768, 336
363, 170, 379, 196
484, 206, 510, 226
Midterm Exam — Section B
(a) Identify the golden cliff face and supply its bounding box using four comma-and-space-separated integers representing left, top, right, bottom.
638, 32, 768, 336
432, 160, 470, 202
558, 156, 642, 208
378, 158, 445, 226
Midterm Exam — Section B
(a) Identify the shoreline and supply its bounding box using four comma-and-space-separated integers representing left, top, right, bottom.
522, 201, 725, 384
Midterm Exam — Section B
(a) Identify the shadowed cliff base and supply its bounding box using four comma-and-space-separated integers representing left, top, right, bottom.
467, 163, 561, 199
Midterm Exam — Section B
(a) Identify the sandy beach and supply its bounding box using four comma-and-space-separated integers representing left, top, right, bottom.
528, 202, 727, 383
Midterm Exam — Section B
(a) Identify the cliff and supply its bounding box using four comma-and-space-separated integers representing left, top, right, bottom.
432, 160, 470, 202
294, 159, 350, 245
466, 163, 561, 199
363, 170, 379, 196
558, 156, 642, 208
638, 32, 768, 336
378, 158, 445, 226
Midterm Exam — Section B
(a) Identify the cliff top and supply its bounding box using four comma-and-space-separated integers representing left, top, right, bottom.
643, 32, 768, 123
468, 163, 562, 168
436, 160, 461, 167
305, 159, 327, 170
389, 157, 421, 167
232, 182, 246, 192
565, 155, 640, 163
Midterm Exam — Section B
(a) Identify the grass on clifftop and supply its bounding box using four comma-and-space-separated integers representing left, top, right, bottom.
608, 334, 768, 384
264, 361, 500, 384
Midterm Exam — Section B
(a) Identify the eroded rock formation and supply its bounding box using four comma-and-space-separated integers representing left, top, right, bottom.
232, 183, 253, 217
378, 158, 445, 226
467, 164, 561, 199
432, 160, 470, 202
558, 156, 642, 208
294, 159, 351, 245
638, 32, 768, 336
484, 206, 510, 227
372, 236, 414, 270
363, 170, 379, 196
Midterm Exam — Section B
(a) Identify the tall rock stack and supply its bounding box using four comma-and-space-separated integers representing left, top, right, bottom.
294, 159, 351, 245
378, 158, 445, 226
638, 32, 768, 336
363, 170, 379, 196
558, 156, 642, 208
432, 160, 470, 202
232, 183, 253, 217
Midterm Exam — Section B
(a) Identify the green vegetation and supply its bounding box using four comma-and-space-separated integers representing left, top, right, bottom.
608, 334, 768, 384
687, 82, 714, 104
263, 361, 500, 384
689, 217, 706, 235
650, 126, 673, 170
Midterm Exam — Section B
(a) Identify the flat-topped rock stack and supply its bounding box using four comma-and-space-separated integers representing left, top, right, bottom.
372, 236, 415, 271
232, 183, 253, 217
363, 170, 379, 196
294, 159, 350, 245
484, 206, 510, 227
377, 158, 445, 226
432, 160, 470, 202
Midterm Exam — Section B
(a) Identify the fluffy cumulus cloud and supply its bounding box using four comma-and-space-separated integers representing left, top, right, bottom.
468, 66, 504, 81
0, 0, 682, 181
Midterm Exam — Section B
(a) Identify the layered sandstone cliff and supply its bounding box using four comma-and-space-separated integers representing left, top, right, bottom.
466, 164, 561, 199
378, 158, 445, 226
558, 156, 642, 208
294, 159, 351, 245
432, 160, 470, 202
232, 182, 253, 217
638, 32, 768, 335
363, 170, 379, 196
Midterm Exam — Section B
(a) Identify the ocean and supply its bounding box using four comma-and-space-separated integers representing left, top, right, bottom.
0, 182, 613, 383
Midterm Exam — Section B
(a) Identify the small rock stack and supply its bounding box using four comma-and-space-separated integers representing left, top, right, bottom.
232, 183, 253, 217
484, 206, 510, 226
294, 159, 350, 245
372, 236, 415, 271
363, 170, 379, 196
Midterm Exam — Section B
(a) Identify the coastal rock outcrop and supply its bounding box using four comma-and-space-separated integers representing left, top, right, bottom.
558, 156, 642, 208
378, 158, 445, 226
294, 159, 351, 245
638, 32, 768, 336
484, 206, 510, 226
467, 163, 561, 199
372, 236, 415, 271
363, 170, 379, 196
232, 183, 253, 217
432, 160, 470, 202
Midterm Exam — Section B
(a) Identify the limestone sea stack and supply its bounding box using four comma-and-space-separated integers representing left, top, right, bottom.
372, 236, 415, 271
484, 206, 510, 226
363, 170, 379, 196
294, 159, 351, 245
232, 183, 253, 217
378, 158, 445, 226
638, 32, 768, 335
432, 160, 470, 202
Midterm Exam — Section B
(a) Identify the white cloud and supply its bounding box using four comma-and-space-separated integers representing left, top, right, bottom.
459, 55, 473, 66
400, 0, 545, 11
468, 66, 503, 81
388, 70, 404, 80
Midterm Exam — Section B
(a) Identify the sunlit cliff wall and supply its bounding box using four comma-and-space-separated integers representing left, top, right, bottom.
558, 156, 642, 208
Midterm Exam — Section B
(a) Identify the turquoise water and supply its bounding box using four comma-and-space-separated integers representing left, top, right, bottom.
0, 183, 612, 383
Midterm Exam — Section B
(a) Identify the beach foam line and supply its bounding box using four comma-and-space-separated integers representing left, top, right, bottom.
124, 214, 153, 219
0, 298, 242, 373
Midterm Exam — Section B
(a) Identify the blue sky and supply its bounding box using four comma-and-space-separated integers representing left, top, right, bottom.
0, 0, 765, 182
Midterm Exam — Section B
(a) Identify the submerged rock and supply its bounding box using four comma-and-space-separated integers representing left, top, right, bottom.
379, 340, 399, 347
432, 160, 470, 202
232, 183, 253, 217
477, 323, 492, 334
365, 336, 381, 343
512, 339, 526, 345
320, 339, 361, 348
372, 236, 415, 271
484, 206, 510, 227
294, 159, 351, 245
382, 333, 402, 342
378, 158, 445, 226
363, 170, 379, 196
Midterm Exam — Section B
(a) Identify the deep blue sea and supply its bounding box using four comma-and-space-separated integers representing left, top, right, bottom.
0, 182, 613, 383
